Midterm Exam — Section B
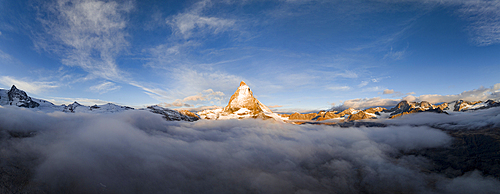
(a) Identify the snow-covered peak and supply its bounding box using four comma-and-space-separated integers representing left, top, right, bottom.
226, 82, 255, 111
199, 81, 281, 121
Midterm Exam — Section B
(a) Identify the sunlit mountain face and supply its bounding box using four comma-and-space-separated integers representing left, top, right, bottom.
1, 0, 500, 193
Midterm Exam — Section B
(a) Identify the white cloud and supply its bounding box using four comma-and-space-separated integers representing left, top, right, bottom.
358, 81, 369, 87
166, 0, 236, 39
35, 0, 133, 80
144, 40, 200, 69
362, 86, 383, 92
334, 70, 358, 78
159, 88, 225, 108
328, 86, 351, 91
383, 89, 395, 94
0, 49, 13, 60
89, 81, 121, 94
170, 68, 242, 100
128, 82, 173, 102
0, 76, 59, 94
383, 46, 407, 60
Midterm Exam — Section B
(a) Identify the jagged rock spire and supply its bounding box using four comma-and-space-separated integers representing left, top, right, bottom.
7, 85, 40, 108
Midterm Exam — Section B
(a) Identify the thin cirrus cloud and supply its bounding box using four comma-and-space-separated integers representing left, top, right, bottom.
89, 81, 121, 94
386, 0, 500, 46
166, 0, 236, 39
0, 76, 59, 94
458, 0, 500, 46
328, 86, 351, 91
34, 0, 132, 81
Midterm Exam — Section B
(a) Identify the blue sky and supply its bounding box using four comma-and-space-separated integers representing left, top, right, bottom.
0, 0, 499, 112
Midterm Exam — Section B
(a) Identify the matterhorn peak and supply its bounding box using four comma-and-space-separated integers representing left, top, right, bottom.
198, 81, 281, 120
223, 81, 262, 113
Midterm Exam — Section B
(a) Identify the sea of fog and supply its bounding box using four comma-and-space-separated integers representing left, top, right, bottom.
1, 106, 500, 193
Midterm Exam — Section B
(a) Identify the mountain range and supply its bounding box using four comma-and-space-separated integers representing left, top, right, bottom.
1, 82, 499, 124
0, 85, 198, 122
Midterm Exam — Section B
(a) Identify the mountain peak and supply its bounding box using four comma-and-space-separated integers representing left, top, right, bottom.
6, 85, 40, 108
222, 81, 272, 114
198, 82, 280, 120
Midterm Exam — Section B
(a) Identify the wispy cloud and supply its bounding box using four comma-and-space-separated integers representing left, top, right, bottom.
383, 45, 408, 60
362, 86, 383, 92
170, 68, 241, 100
379, 0, 500, 46
358, 81, 369, 87
382, 89, 415, 97
459, 1, 500, 46
383, 89, 395, 94
0, 76, 59, 94
338, 97, 401, 109
0, 50, 13, 62
128, 82, 173, 102
89, 81, 121, 94
35, 0, 133, 80
328, 86, 351, 91
358, 76, 389, 88
159, 88, 225, 108
166, 0, 236, 39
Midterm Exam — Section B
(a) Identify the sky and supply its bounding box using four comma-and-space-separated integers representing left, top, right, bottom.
0, 0, 499, 112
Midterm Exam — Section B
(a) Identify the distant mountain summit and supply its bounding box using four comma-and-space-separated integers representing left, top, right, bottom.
198, 81, 281, 121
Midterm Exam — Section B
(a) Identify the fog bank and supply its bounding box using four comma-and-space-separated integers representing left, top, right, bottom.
1, 107, 499, 193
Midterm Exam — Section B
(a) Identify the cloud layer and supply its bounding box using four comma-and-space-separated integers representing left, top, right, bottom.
1, 106, 499, 193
